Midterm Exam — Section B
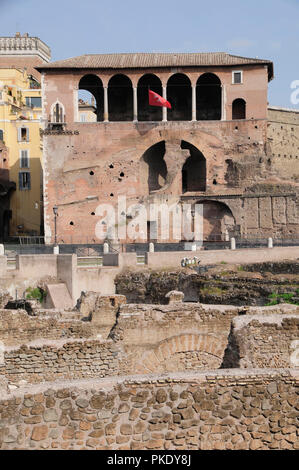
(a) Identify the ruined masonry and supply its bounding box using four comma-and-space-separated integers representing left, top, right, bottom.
37, 52, 299, 244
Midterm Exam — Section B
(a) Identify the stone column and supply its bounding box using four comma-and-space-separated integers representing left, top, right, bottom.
162, 86, 167, 122
104, 87, 109, 122
221, 85, 226, 121
133, 87, 138, 122
192, 85, 196, 121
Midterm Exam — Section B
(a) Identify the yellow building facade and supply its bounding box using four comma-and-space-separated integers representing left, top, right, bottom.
0, 33, 51, 239
0, 68, 43, 237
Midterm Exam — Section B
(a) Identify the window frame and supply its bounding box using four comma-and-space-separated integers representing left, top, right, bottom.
19, 171, 31, 190
232, 70, 243, 85
25, 96, 42, 108
18, 126, 29, 142
19, 149, 30, 168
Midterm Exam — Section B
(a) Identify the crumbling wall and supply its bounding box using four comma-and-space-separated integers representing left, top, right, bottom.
0, 371, 297, 450
112, 301, 241, 374
43, 117, 277, 244
76, 293, 126, 339
0, 339, 121, 384
0, 309, 96, 346
223, 315, 299, 368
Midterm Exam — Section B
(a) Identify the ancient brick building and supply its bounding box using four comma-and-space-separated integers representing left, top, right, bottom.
37, 53, 299, 245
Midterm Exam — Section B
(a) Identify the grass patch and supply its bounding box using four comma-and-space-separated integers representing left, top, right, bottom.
266, 289, 299, 306
200, 286, 226, 296
219, 271, 230, 277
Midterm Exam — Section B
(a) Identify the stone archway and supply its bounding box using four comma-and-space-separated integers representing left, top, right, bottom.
197, 200, 236, 241
136, 334, 226, 374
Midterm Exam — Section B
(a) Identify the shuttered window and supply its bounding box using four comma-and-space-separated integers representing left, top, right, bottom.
19, 172, 31, 190
20, 150, 29, 168
17, 127, 29, 142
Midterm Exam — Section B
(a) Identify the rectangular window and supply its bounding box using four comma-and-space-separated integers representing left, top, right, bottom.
233, 71, 243, 84
20, 149, 29, 168
19, 171, 31, 190
25, 96, 42, 108
80, 113, 86, 122
18, 127, 29, 142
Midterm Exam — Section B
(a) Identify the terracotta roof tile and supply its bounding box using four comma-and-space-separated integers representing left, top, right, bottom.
36, 52, 273, 80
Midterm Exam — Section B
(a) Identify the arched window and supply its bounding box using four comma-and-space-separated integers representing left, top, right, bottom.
137, 74, 162, 121
0, 129, 3, 141
167, 74, 192, 121
232, 98, 246, 120
50, 101, 65, 123
196, 73, 221, 120
108, 74, 133, 121
181, 141, 206, 192
78, 74, 103, 122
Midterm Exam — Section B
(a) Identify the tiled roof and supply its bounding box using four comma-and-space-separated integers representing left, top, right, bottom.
36, 52, 274, 80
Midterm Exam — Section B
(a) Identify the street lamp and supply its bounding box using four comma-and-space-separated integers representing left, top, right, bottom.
53, 205, 58, 245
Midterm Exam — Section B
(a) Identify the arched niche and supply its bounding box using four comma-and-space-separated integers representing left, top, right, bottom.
232, 98, 246, 120
141, 141, 167, 193
196, 200, 236, 241
181, 141, 206, 192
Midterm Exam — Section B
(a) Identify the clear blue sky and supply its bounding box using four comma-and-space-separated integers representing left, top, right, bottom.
1, 0, 298, 108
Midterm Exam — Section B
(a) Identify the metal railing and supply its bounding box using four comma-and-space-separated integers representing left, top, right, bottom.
3, 238, 299, 257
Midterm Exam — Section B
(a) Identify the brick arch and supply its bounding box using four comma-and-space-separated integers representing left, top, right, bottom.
136, 334, 226, 374
195, 199, 237, 241
138, 127, 223, 160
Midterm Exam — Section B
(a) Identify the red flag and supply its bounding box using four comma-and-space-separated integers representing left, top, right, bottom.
149, 89, 171, 109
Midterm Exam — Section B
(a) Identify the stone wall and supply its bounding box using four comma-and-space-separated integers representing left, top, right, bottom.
225, 315, 299, 369
1, 298, 298, 384
76, 293, 126, 339
0, 309, 96, 346
0, 339, 120, 384
112, 302, 243, 375
0, 370, 297, 450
